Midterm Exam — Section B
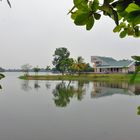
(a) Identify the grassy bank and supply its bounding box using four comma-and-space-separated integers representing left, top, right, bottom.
19, 74, 140, 82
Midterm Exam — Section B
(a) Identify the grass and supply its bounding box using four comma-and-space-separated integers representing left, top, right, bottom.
19, 73, 140, 83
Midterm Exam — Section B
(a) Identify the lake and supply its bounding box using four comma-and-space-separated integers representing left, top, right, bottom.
0, 72, 140, 140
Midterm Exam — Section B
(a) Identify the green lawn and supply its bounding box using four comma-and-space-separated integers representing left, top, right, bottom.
19, 73, 140, 83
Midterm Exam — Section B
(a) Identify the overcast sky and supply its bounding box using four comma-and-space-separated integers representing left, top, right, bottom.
0, 0, 140, 69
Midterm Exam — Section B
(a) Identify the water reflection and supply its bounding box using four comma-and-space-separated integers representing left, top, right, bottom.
20, 80, 140, 107
52, 81, 86, 107
34, 80, 40, 90
75, 80, 86, 101
53, 81, 74, 107
91, 81, 140, 98
0, 74, 5, 90
21, 80, 32, 91
137, 106, 140, 115
45, 82, 51, 89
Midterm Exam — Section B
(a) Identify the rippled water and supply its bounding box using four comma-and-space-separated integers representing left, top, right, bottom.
0, 72, 140, 140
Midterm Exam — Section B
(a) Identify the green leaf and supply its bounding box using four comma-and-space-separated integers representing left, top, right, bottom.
73, 0, 88, 10
127, 27, 134, 35
113, 25, 121, 33
100, 4, 110, 13
133, 14, 140, 25
119, 30, 127, 38
71, 10, 84, 20
137, 110, 140, 115
138, 106, 140, 110
73, 0, 83, 6
119, 22, 126, 28
74, 12, 89, 25
91, 0, 99, 12
125, 3, 140, 13
71, 12, 77, 20
125, 10, 140, 26
86, 16, 94, 30
94, 13, 101, 20
131, 56, 140, 61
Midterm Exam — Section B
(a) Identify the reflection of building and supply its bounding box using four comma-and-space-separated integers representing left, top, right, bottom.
91, 56, 135, 73
134, 84, 140, 95
91, 82, 140, 98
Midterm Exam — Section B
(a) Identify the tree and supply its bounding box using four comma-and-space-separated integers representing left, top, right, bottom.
131, 56, 140, 82
45, 66, 51, 72
71, 56, 87, 75
21, 64, 32, 76
33, 66, 40, 76
52, 47, 72, 75
69, 0, 140, 38
66, 58, 75, 74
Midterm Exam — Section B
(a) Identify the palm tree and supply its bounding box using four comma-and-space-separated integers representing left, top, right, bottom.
71, 56, 87, 75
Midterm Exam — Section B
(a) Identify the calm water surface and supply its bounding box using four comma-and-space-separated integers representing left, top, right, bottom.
0, 72, 140, 140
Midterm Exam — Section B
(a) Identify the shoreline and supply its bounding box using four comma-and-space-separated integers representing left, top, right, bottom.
18, 74, 140, 83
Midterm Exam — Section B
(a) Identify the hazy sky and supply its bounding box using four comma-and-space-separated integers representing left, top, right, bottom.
0, 0, 140, 69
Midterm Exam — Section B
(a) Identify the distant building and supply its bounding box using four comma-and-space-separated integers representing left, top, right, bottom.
91, 56, 135, 73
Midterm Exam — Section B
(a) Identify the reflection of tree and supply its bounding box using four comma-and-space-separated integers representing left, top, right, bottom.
53, 81, 74, 107
21, 80, 32, 91
74, 81, 85, 101
137, 106, 140, 115
34, 80, 40, 90
53, 80, 86, 107
45, 82, 51, 89
0, 73, 5, 90
134, 84, 140, 95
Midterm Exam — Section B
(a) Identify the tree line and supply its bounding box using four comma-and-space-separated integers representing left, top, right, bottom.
21, 47, 93, 76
